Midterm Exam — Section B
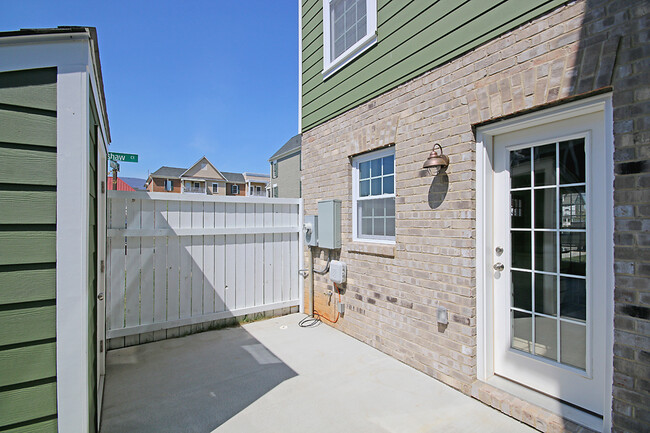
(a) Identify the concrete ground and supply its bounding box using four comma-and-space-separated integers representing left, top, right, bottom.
101, 313, 534, 433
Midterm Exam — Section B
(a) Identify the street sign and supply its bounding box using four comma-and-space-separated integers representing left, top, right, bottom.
108, 152, 138, 163
110, 160, 120, 171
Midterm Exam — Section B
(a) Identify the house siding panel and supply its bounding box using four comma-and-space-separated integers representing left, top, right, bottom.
301, 1, 649, 431
301, 0, 568, 131
0, 67, 58, 432
226, 183, 245, 196
272, 151, 301, 198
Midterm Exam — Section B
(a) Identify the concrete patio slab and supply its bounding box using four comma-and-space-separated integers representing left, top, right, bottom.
101, 314, 534, 433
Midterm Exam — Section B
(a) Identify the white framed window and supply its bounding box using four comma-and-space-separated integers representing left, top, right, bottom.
164, 179, 173, 192
231, 184, 239, 195
323, 0, 377, 79
352, 146, 395, 243
273, 185, 278, 198
212, 183, 219, 193
272, 161, 278, 178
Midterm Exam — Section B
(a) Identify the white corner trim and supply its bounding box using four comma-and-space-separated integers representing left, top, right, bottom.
322, 0, 377, 79
56, 64, 91, 433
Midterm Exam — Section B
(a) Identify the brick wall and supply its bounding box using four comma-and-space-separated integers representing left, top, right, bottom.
147, 177, 180, 193
301, 1, 648, 431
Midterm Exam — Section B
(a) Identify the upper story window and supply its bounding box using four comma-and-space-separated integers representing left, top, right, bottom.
231, 184, 239, 195
352, 147, 395, 243
165, 179, 173, 192
272, 161, 278, 178
212, 183, 219, 193
323, 0, 377, 79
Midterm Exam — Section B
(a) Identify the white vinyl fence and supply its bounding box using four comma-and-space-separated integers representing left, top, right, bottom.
106, 191, 303, 342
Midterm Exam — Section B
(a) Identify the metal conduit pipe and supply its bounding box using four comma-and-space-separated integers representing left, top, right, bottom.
308, 246, 314, 317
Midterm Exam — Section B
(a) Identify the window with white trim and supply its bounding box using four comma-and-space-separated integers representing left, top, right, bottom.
352, 147, 395, 243
212, 183, 219, 193
164, 179, 173, 191
231, 184, 239, 195
323, 0, 377, 78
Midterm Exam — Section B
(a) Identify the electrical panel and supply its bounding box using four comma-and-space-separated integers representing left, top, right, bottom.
317, 199, 341, 249
304, 215, 318, 247
330, 260, 347, 284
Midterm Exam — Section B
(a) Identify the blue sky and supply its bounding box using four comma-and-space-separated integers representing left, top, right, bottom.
1, 0, 299, 180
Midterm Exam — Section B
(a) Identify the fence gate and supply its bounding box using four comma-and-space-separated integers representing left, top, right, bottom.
106, 191, 303, 345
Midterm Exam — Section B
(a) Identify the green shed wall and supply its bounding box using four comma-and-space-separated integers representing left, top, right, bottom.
0, 68, 58, 431
301, 0, 569, 131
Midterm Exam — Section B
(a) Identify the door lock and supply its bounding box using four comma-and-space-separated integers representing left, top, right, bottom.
495, 246, 503, 255
97, 293, 104, 301
493, 262, 505, 272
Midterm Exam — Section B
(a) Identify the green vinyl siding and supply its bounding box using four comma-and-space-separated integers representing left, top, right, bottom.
87, 91, 98, 433
0, 68, 57, 432
301, 0, 569, 131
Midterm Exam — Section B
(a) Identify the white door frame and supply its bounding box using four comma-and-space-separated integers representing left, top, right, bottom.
475, 94, 614, 431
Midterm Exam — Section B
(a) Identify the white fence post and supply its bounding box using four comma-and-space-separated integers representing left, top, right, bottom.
105, 191, 302, 340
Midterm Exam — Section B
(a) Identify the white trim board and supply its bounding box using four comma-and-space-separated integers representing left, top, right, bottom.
108, 190, 302, 205
475, 93, 614, 432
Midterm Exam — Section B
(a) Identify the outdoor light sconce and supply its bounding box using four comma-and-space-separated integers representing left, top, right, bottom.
423, 143, 449, 175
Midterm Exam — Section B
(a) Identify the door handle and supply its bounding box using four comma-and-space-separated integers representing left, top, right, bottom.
97, 293, 104, 301
493, 262, 505, 272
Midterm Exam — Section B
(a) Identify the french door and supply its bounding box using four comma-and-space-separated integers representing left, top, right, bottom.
491, 108, 609, 416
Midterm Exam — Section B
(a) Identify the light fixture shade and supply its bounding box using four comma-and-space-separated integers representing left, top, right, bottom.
423, 143, 449, 174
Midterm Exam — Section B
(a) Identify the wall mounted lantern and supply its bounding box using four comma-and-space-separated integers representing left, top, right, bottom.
423, 143, 449, 175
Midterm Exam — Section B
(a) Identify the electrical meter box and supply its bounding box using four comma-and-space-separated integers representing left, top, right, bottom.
330, 260, 347, 284
304, 215, 318, 247
317, 199, 341, 249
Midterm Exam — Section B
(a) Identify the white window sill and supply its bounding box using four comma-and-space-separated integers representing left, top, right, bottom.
322, 32, 377, 80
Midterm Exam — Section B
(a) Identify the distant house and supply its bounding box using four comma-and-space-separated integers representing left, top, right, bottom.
269, 134, 301, 198
145, 156, 267, 196
243, 172, 270, 197
219, 171, 245, 196
144, 166, 184, 193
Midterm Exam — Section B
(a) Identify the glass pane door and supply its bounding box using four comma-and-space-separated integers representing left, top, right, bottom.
509, 138, 587, 370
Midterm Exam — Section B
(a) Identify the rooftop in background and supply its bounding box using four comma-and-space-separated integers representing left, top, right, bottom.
269, 134, 301, 161
149, 166, 186, 178
220, 172, 245, 183
120, 177, 147, 191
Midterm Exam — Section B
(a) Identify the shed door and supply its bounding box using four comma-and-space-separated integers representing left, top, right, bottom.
96, 129, 107, 428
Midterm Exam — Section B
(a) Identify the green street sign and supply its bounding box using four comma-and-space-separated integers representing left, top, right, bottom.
108, 152, 138, 163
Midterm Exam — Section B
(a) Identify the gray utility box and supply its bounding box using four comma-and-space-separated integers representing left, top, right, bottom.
317, 199, 341, 249
304, 215, 318, 247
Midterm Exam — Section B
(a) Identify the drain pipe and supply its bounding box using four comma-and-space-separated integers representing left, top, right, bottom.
308, 246, 314, 317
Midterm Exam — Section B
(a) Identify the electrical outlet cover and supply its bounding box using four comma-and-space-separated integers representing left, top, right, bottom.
330, 260, 347, 284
